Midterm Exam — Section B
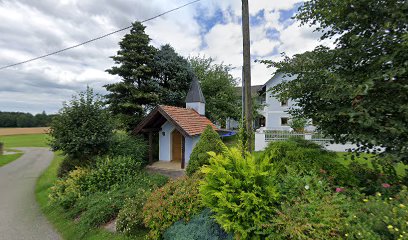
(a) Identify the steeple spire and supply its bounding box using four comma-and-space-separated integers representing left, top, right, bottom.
185, 76, 206, 115
185, 77, 205, 103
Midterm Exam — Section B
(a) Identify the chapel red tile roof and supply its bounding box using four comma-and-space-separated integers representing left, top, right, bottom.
159, 105, 217, 136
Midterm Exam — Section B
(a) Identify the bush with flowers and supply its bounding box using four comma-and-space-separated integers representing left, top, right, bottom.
344, 187, 408, 239
267, 168, 357, 239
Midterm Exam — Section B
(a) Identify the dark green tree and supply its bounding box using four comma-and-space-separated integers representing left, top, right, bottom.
186, 125, 226, 176
105, 22, 158, 131
262, 0, 408, 163
49, 87, 114, 162
152, 44, 194, 107
189, 56, 239, 127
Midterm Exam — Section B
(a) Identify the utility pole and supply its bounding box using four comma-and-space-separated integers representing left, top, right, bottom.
242, 0, 253, 152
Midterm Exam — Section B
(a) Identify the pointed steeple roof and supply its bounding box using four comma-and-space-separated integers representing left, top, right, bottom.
185, 76, 205, 103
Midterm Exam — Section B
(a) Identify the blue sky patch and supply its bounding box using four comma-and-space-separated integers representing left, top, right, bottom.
279, 3, 302, 22
195, 7, 226, 34
250, 9, 265, 26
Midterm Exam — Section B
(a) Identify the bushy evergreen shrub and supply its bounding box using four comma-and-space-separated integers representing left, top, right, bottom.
143, 173, 204, 239
186, 125, 226, 176
200, 148, 279, 239
163, 209, 233, 240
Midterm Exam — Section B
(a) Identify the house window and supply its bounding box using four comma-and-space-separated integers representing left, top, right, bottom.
280, 99, 288, 107
281, 117, 289, 126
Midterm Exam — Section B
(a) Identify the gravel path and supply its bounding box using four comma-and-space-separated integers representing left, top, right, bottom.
0, 148, 60, 240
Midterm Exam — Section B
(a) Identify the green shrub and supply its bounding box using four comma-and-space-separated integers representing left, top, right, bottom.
58, 172, 167, 230
57, 156, 90, 178
345, 187, 408, 239
268, 168, 355, 239
75, 190, 123, 228
163, 209, 233, 240
116, 189, 149, 235
200, 148, 279, 239
49, 87, 114, 162
84, 155, 143, 192
261, 139, 355, 187
109, 133, 148, 165
289, 117, 307, 133
143, 173, 204, 239
50, 155, 168, 209
49, 167, 91, 209
186, 125, 226, 176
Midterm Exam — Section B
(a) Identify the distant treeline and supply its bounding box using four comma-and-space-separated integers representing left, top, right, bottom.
0, 111, 56, 127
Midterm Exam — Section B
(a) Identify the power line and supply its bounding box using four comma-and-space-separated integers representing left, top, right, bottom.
0, 0, 201, 71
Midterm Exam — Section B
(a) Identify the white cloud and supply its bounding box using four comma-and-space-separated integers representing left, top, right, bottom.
278, 21, 328, 56
0, 0, 331, 114
201, 23, 243, 67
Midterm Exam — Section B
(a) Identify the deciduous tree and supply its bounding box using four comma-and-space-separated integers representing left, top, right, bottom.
262, 0, 408, 163
189, 56, 239, 127
49, 87, 113, 162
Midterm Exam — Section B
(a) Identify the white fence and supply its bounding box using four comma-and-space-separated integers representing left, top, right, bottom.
255, 130, 356, 152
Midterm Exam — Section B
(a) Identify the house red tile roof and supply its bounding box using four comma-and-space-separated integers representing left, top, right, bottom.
159, 105, 216, 136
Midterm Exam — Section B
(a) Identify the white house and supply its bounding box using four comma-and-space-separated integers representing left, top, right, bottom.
255, 72, 315, 131
134, 78, 216, 169
227, 73, 300, 131
257, 72, 297, 130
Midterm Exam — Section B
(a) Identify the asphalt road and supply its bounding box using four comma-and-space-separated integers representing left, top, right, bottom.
0, 148, 60, 240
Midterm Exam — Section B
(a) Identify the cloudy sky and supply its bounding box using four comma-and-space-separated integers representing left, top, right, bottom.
0, 0, 326, 114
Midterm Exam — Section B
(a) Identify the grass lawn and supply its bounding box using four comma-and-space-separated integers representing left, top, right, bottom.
0, 151, 23, 167
335, 152, 407, 177
0, 134, 48, 148
222, 134, 238, 148
35, 152, 135, 240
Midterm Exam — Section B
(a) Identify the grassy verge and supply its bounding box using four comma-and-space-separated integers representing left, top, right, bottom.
0, 151, 23, 167
0, 134, 48, 148
35, 152, 132, 240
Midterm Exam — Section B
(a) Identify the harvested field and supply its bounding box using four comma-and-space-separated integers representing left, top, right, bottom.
0, 127, 49, 136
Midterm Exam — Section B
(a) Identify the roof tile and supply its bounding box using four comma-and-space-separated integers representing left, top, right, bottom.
159, 105, 216, 136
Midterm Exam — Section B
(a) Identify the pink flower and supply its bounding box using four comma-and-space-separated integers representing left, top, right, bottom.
382, 183, 391, 188
336, 187, 345, 192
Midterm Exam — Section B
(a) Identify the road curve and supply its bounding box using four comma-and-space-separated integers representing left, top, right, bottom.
0, 148, 60, 240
